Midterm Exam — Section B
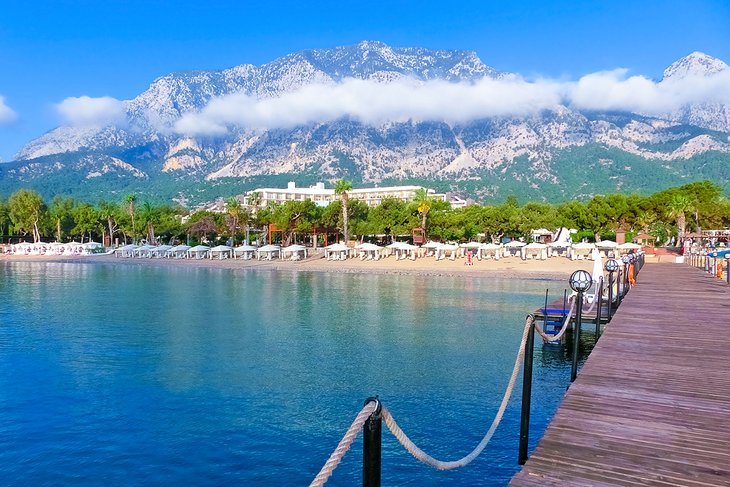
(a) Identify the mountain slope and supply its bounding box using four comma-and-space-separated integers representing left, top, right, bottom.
4, 43, 730, 204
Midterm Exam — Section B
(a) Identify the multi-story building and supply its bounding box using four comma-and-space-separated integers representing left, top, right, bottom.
245, 182, 466, 208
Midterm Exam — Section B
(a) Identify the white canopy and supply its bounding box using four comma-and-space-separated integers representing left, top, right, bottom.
504, 240, 526, 248
548, 241, 572, 247
618, 242, 642, 250
422, 241, 441, 249
234, 244, 257, 252
596, 240, 618, 248
325, 243, 350, 251
572, 242, 596, 250
188, 245, 210, 252
460, 241, 482, 249
210, 245, 232, 252
357, 243, 383, 251
169, 244, 190, 252
524, 242, 547, 249
83, 241, 103, 249
282, 244, 306, 252
479, 243, 502, 250
258, 244, 281, 252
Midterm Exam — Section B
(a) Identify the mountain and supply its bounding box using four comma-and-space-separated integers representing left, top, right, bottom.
3, 42, 729, 204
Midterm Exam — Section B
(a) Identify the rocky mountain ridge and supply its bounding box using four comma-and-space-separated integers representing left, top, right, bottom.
4, 41, 730, 203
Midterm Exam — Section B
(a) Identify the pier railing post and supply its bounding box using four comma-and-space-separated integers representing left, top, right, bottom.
363, 397, 382, 487
595, 279, 603, 338
518, 315, 535, 465
604, 259, 618, 321
568, 271, 592, 383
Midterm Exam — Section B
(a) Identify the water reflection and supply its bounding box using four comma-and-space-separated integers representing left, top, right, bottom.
1, 262, 581, 486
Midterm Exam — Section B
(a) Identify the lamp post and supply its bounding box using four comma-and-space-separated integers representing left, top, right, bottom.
621, 254, 631, 299
569, 270, 592, 383
605, 258, 619, 319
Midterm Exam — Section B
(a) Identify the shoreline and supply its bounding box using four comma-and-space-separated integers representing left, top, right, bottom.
1, 252, 600, 281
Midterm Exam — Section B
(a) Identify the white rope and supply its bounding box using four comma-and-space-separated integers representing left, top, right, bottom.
534, 295, 576, 343
310, 400, 379, 487
582, 277, 603, 314
380, 315, 536, 470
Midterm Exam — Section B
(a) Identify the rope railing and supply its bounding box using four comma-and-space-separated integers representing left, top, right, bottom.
534, 295, 576, 343
381, 314, 535, 470
309, 400, 379, 487
309, 315, 537, 483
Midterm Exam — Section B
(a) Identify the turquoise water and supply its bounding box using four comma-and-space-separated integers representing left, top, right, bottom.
0, 261, 590, 485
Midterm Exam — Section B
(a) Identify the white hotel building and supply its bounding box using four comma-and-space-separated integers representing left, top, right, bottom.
245, 182, 466, 208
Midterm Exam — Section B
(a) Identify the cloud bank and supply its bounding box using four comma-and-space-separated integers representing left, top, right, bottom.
174, 76, 566, 135
173, 68, 730, 136
0, 96, 18, 125
569, 69, 730, 114
56, 96, 126, 127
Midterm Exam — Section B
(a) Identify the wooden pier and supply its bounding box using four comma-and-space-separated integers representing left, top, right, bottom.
511, 262, 730, 486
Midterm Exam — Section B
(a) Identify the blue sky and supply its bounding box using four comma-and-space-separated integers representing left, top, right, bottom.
1, 0, 729, 160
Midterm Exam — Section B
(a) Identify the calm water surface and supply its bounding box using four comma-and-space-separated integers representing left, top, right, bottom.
0, 261, 593, 486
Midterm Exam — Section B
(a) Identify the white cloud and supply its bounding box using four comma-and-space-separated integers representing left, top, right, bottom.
568, 69, 730, 114
51, 65, 720, 137
56, 96, 126, 127
0, 95, 18, 124
174, 76, 566, 136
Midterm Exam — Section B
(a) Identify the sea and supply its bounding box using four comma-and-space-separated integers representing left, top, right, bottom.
0, 261, 594, 486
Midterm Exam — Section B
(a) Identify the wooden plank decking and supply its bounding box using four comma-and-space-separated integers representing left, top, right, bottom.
510, 262, 730, 486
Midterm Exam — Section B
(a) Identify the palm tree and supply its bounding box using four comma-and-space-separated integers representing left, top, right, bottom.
413, 188, 432, 233
666, 194, 694, 245
226, 197, 243, 246
124, 193, 137, 243
247, 191, 261, 211
334, 179, 353, 243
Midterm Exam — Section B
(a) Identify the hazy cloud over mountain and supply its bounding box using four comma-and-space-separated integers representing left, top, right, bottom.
56, 96, 126, 127
569, 68, 730, 114
174, 76, 565, 135
0, 96, 18, 125
170, 68, 730, 136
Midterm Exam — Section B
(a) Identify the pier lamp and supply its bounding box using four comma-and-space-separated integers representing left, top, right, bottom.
568, 270, 592, 383
569, 269, 593, 293
605, 259, 619, 315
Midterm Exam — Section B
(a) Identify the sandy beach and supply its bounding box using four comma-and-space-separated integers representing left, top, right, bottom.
1, 251, 604, 281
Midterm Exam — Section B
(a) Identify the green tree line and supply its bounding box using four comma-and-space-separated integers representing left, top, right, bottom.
1, 181, 728, 247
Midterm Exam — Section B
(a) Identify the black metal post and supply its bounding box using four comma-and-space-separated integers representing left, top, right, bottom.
570, 291, 584, 382
363, 397, 382, 487
607, 272, 614, 319
518, 315, 536, 465
595, 280, 603, 338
